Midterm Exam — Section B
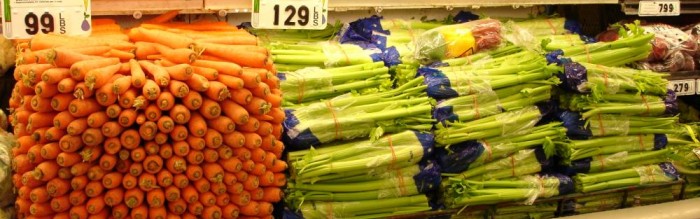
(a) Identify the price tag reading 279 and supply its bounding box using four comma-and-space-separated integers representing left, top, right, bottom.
1, 0, 91, 39
252, 0, 328, 30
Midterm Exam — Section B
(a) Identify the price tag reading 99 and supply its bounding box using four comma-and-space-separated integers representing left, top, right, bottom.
1, 0, 91, 39
252, 0, 327, 30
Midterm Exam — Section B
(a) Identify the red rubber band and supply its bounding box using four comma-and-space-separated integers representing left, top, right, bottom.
597, 114, 606, 136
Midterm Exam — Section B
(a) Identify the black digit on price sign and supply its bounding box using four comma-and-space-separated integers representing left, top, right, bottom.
673, 82, 690, 93
273, 5, 310, 26
659, 3, 675, 13
25, 12, 55, 35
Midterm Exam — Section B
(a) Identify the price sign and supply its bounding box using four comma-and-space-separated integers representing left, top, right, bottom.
668, 79, 697, 96
638, 0, 681, 16
251, 0, 327, 30
1, 0, 91, 39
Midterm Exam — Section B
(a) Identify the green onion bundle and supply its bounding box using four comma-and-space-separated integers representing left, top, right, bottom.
574, 163, 680, 193
279, 62, 392, 106
444, 174, 574, 207
283, 77, 434, 150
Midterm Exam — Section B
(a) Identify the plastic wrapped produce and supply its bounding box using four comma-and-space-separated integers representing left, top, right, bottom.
413, 19, 503, 64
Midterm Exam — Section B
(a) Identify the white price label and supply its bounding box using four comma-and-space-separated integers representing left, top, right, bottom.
638, 0, 681, 16
668, 79, 696, 96
251, 0, 327, 30
1, 0, 91, 39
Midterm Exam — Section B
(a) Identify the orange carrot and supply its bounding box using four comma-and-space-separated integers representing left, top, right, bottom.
133, 95, 149, 110
87, 165, 106, 181
30, 96, 53, 113
185, 73, 210, 92
81, 128, 105, 147
250, 82, 270, 98
29, 202, 55, 216
35, 81, 59, 98
70, 58, 120, 80
50, 196, 71, 213
192, 60, 241, 76
204, 129, 223, 149
194, 178, 211, 194
111, 75, 132, 94
100, 172, 123, 190
30, 187, 50, 203
85, 195, 107, 214
223, 131, 245, 148
147, 189, 166, 207
168, 198, 188, 215
39, 143, 60, 161
199, 192, 217, 207
188, 201, 205, 216
159, 143, 173, 159
222, 204, 240, 219
156, 116, 174, 134
104, 187, 124, 207
117, 109, 137, 127
84, 180, 104, 198
221, 100, 249, 125
268, 107, 285, 124
57, 77, 77, 94
102, 122, 124, 139
239, 71, 262, 89
106, 104, 122, 119
203, 148, 219, 163
134, 42, 159, 60
138, 28, 195, 49
68, 191, 88, 208
139, 61, 171, 86
205, 81, 231, 101
138, 173, 158, 192
238, 117, 260, 133
187, 113, 207, 137
187, 136, 206, 151
192, 66, 219, 80
264, 94, 282, 108
155, 44, 196, 65
120, 129, 141, 150
122, 174, 138, 190
41, 68, 71, 84
68, 205, 88, 219
250, 187, 265, 202
186, 164, 204, 181
219, 157, 243, 173
144, 155, 164, 174
155, 169, 173, 187
118, 88, 137, 109
169, 80, 190, 98
231, 191, 251, 207
131, 205, 149, 219
173, 173, 189, 188
139, 121, 158, 141
231, 88, 253, 106
197, 43, 267, 68
195, 35, 258, 45
96, 84, 118, 106
84, 63, 122, 90
115, 159, 131, 174
257, 121, 273, 137
55, 152, 80, 167
124, 188, 144, 208
156, 91, 175, 111
155, 132, 169, 145
27, 144, 44, 165
163, 156, 185, 176
182, 185, 199, 204
145, 10, 180, 24
99, 154, 118, 171
217, 74, 244, 91
112, 203, 129, 219
68, 98, 101, 117
142, 79, 161, 100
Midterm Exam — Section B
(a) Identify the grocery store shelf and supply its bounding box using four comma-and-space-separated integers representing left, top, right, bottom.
559, 198, 700, 219
622, 0, 700, 15
90, 0, 618, 16
667, 71, 700, 81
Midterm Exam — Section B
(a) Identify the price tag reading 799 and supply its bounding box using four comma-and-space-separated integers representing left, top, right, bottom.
1, 0, 91, 39
252, 0, 327, 30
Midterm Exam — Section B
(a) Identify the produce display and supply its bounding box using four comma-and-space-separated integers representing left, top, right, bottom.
8, 16, 286, 219
2, 7, 700, 219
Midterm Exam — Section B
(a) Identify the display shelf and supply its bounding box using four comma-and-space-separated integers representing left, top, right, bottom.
88, 0, 618, 16
622, 0, 700, 15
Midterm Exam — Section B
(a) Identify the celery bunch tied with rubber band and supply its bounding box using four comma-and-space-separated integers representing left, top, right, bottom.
558, 62, 669, 98
557, 111, 679, 140
283, 77, 434, 150
443, 147, 554, 181
279, 62, 392, 106
573, 163, 680, 193
556, 134, 668, 163
444, 174, 574, 207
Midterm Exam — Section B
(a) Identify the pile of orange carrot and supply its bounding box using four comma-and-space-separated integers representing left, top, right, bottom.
10, 15, 286, 219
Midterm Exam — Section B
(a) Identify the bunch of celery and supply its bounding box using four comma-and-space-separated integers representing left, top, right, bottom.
285, 131, 438, 218
502, 17, 593, 53
279, 62, 392, 106
567, 150, 670, 174
668, 144, 700, 176
247, 21, 342, 45
434, 106, 552, 145
545, 22, 654, 66
558, 111, 678, 139
510, 17, 582, 37
560, 92, 679, 119
444, 174, 574, 207
574, 163, 680, 193
421, 50, 556, 100
436, 122, 566, 173
433, 83, 555, 123
557, 134, 668, 163
561, 193, 623, 215
283, 77, 434, 150
445, 148, 553, 181
270, 41, 381, 71
558, 62, 669, 97
683, 175, 700, 198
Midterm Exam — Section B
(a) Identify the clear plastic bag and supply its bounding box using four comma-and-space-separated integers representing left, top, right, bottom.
413, 19, 503, 64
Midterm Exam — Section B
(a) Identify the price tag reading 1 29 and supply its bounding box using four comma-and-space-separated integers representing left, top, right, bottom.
1, 0, 91, 39
252, 0, 327, 30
